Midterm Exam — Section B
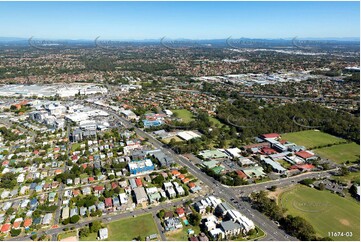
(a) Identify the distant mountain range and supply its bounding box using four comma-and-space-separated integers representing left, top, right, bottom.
0, 37, 358, 49
0, 36, 359, 42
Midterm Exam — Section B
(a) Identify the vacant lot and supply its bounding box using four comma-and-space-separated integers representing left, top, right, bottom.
314, 142, 360, 164
279, 185, 360, 241
58, 230, 77, 241
80, 214, 159, 241
171, 109, 194, 123
282, 130, 346, 148
162, 136, 183, 144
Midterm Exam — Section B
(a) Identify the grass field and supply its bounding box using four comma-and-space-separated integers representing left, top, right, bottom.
80, 214, 159, 241
282, 130, 346, 148
279, 185, 360, 241
209, 116, 223, 127
314, 142, 360, 164
171, 109, 194, 123
108, 213, 159, 240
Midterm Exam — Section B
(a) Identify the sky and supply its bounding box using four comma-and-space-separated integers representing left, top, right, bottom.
0, 1, 359, 40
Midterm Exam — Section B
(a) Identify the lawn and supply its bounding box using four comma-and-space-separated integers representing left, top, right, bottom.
80, 232, 97, 241
58, 230, 77, 240
279, 185, 360, 241
71, 143, 81, 151
171, 109, 194, 123
314, 142, 360, 164
276, 159, 292, 169
162, 136, 183, 144
209, 117, 223, 127
281, 130, 346, 149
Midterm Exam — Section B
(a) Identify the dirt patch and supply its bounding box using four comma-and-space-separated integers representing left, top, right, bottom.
267, 185, 294, 202
339, 219, 351, 226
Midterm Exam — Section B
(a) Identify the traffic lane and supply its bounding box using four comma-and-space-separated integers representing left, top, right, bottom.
234, 173, 332, 195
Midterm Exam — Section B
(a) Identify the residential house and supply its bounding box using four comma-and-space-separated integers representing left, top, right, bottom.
62, 207, 70, 220
70, 207, 79, 217
220, 220, 242, 238
133, 187, 148, 204
176, 207, 185, 218
98, 228, 108, 240
164, 217, 183, 231
42, 213, 53, 225
105, 198, 113, 208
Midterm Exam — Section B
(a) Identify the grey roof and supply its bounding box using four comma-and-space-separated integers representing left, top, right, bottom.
220, 220, 241, 231
133, 187, 147, 203
129, 178, 137, 189
262, 157, 286, 172
216, 202, 232, 213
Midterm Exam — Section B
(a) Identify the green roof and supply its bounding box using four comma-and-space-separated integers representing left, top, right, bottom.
212, 166, 225, 174
199, 149, 227, 159
242, 166, 266, 178
202, 160, 219, 169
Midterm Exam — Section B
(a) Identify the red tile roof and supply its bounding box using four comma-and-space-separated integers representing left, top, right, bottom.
261, 133, 280, 139
236, 170, 248, 179
111, 182, 118, 189
55, 169, 62, 174
290, 164, 315, 170
105, 197, 112, 207
188, 182, 196, 188
73, 189, 80, 196
176, 207, 185, 215
24, 218, 32, 228
93, 185, 104, 191
171, 170, 181, 176
13, 221, 21, 229
135, 178, 143, 187
1, 223, 11, 233
261, 147, 278, 155
182, 178, 190, 184
295, 151, 314, 159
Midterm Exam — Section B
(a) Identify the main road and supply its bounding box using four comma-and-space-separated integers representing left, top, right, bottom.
90, 103, 298, 241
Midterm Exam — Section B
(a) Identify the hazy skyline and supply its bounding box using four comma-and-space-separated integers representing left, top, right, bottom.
0, 1, 359, 39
